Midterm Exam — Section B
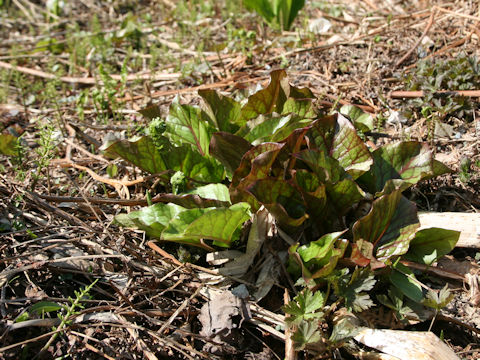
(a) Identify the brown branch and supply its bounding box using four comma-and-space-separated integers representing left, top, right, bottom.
395, 10, 435, 67
390, 90, 480, 98
0, 60, 180, 85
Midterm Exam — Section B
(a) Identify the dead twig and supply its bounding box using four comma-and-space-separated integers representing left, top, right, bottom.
390, 90, 480, 98
0, 60, 180, 85
395, 10, 435, 67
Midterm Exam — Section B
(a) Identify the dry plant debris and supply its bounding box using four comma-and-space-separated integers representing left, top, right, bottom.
1, 0, 480, 359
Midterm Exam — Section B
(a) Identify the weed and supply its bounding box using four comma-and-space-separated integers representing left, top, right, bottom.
32, 121, 59, 189
40, 279, 98, 354
402, 55, 480, 127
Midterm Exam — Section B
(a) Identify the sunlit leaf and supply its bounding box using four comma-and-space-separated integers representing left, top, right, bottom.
161, 202, 251, 247
297, 231, 346, 262
236, 114, 292, 145
340, 104, 375, 133
404, 227, 459, 265
115, 202, 250, 248
353, 190, 419, 263
103, 136, 224, 183
115, 203, 185, 238
240, 69, 289, 122
165, 97, 216, 156
199, 89, 243, 132
360, 141, 446, 193
307, 114, 373, 179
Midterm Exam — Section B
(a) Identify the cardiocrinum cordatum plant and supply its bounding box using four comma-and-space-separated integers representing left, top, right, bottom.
105, 70, 459, 352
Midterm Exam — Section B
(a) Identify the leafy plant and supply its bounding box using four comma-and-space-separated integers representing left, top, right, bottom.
41, 279, 98, 353
283, 289, 325, 350
402, 55, 480, 126
243, 0, 305, 30
108, 70, 460, 354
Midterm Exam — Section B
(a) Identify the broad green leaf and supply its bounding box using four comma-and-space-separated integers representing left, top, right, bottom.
326, 179, 366, 216
244, 0, 305, 30
281, 98, 315, 118
166, 145, 225, 183
360, 141, 443, 193
102, 136, 167, 174
115, 203, 185, 238
240, 69, 289, 122
269, 116, 313, 142
209, 132, 252, 174
187, 184, 231, 203
103, 136, 224, 183
161, 202, 251, 247
297, 231, 346, 262
237, 114, 292, 145
199, 89, 243, 132
247, 179, 307, 228
340, 105, 375, 133
353, 190, 419, 263
295, 150, 346, 183
243, 0, 275, 24
151, 193, 230, 209
404, 228, 459, 265
149, 184, 231, 209
0, 134, 19, 156
294, 170, 321, 193
290, 236, 348, 279
308, 114, 373, 179
115, 202, 250, 248
390, 262, 424, 303
165, 97, 216, 156
277, 0, 306, 30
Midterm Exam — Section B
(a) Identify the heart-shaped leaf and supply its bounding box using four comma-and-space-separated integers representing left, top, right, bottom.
115, 202, 251, 248
247, 178, 308, 228
165, 97, 216, 156
307, 114, 373, 179
209, 132, 252, 174
199, 89, 243, 132
340, 104, 375, 133
360, 141, 445, 193
353, 190, 419, 263
102, 136, 224, 183
403, 228, 459, 265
